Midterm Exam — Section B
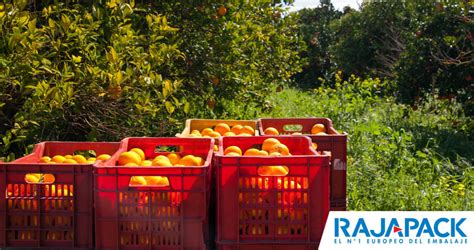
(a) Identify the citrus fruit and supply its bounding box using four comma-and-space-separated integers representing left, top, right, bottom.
224, 146, 242, 156
72, 155, 87, 164
64, 155, 73, 159
316, 132, 327, 135
270, 152, 282, 156
63, 159, 78, 164
25, 174, 40, 183
312, 143, 318, 150
241, 125, 254, 135
152, 156, 172, 166
262, 138, 281, 152
191, 130, 201, 136
125, 162, 138, 167
214, 123, 230, 135
42, 174, 55, 183
213, 145, 219, 151
231, 124, 243, 134
52, 155, 66, 163
264, 127, 279, 135
117, 151, 141, 166
225, 152, 241, 156
239, 133, 252, 136
141, 160, 153, 166
270, 166, 289, 176
87, 157, 96, 162
130, 148, 145, 161
97, 154, 111, 161
179, 155, 200, 166
292, 132, 302, 135
39, 156, 51, 163
244, 148, 261, 156
217, 5, 227, 16
129, 176, 147, 186
311, 123, 325, 134
223, 131, 236, 136
208, 131, 221, 138
269, 143, 290, 156
144, 176, 167, 186
195, 156, 204, 166
167, 153, 181, 165
201, 128, 213, 136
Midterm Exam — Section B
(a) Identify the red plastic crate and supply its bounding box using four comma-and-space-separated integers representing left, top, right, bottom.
94, 137, 214, 250
215, 136, 330, 249
0, 141, 120, 249
258, 118, 347, 211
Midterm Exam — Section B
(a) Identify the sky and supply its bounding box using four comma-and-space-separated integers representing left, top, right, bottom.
290, 0, 361, 11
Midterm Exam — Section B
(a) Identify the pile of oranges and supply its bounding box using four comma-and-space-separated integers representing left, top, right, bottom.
117, 148, 204, 167
223, 138, 290, 157
37, 153, 111, 164
116, 147, 205, 187
189, 123, 255, 138
263, 123, 328, 135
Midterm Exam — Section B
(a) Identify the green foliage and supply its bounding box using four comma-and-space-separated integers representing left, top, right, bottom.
258, 76, 473, 210
0, 0, 303, 159
298, 0, 472, 112
293, 0, 342, 87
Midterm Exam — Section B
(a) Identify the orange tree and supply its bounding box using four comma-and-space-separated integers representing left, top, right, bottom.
0, 0, 303, 160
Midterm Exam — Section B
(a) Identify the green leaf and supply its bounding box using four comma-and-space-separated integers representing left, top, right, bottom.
165, 101, 174, 114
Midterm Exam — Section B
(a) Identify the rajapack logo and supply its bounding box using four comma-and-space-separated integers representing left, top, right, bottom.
320, 211, 474, 250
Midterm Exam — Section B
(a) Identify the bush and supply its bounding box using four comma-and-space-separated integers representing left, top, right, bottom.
0, 0, 303, 160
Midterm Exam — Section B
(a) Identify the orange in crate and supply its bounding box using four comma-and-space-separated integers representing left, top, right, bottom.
216, 135, 330, 249
0, 141, 120, 249
94, 137, 214, 250
258, 117, 348, 211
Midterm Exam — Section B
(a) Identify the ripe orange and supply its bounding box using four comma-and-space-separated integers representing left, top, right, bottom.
167, 153, 181, 165
52, 155, 66, 163
72, 155, 87, 164
191, 130, 201, 136
42, 174, 55, 184
64, 155, 73, 159
152, 156, 172, 166
244, 148, 267, 156
292, 132, 302, 135
223, 131, 236, 136
270, 152, 282, 156
130, 176, 147, 186
25, 174, 40, 183
118, 151, 141, 166
97, 154, 111, 161
201, 128, 214, 136
217, 5, 227, 16
141, 160, 153, 166
63, 159, 78, 164
225, 152, 241, 156
241, 125, 255, 135
124, 162, 138, 167
195, 156, 204, 166
312, 143, 318, 150
208, 131, 221, 138
87, 157, 96, 162
224, 146, 242, 156
262, 138, 281, 152
239, 133, 252, 136
269, 143, 290, 156
145, 176, 169, 186
264, 127, 279, 135
244, 148, 259, 156
311, 123, 325, 134
179, 155, 200, 166
130, 148, 145, 161
213, 145, 219, 151
231, 124, 243, 134
39, 156, 51, 163
214, 123, 230, 135
316, 132, 327, 135
270, 166, 289, 176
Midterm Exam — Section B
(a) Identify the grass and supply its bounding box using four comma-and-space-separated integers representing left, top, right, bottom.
230, 76, 473, 210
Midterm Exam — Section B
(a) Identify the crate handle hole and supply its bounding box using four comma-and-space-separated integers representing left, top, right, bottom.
154, 145, 181, 153
24, 173, 55, 184
129, 176, 170, 187
73, 150, 97, 158
282, 124, 303, 132
257, 166, 289, 176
